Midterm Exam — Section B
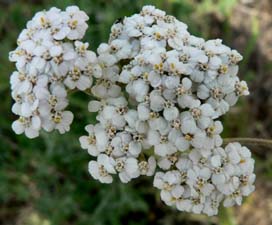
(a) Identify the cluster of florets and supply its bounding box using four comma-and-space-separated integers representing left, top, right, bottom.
10, 6, 102, 138
10, 5, 255, 216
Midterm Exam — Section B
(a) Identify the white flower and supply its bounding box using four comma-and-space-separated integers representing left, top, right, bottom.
204, 120, 223, 149
74, 41, 102, 78
20, 29, 54, 58
203, 192, 223, 216
225, 142, 254, 174
10, 71, 32, 95
189, 149, 210, 167
12, 92, 39, 117
153, 171, 182, 192
88, 154, 116, 184
176, 78, 199, 109
176, 198, 193, 212
32, 75, 50, 99
38, 85, 68, 116
88, 100, 103, 112
165, 55, 188, 76
60, 6, 89, 40
42, 111, 73, 134
29, 7, 62, 30
98, 105, 126, 129
79, 124, 108, 156
9, 47, 34, 72
204, 39, 230, 54
92, 80, 121, 99
158, 153, 179, 170
64, 65, 93, 90
185, 196, 205, 214
127, 79, 149, 102
163, 102, 179, 121
174, 117, 206, 150
138, 156, 156, 176
161, 184, 185, 207
239, 173, 255, 196
115, 157, 140, 183
51, 42, 76, 77
149, 90, 165, 111
176, 188, 206, 214
225, 80, 249, 106
209, 147, 235, 185
137, 103, 150, 121
124, 14, 145, 37
176, 157, 193, 175
197, 75, 237, 117
187, 166, 214, 196
12, 116, 41, 139
147, 130, 176, 156
222, 177, 242, 207
111, 132, 140, 157
178, 103, 214, 132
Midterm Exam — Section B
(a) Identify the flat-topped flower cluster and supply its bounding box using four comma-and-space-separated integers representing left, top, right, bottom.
10, 6, 102, 138
9, 5, 255, 216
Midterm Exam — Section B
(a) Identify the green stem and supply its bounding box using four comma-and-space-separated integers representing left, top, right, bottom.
223, 138, 272, 148
218, 207, 237, 225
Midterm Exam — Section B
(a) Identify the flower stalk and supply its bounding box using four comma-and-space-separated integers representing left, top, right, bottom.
224, 138, 272, 149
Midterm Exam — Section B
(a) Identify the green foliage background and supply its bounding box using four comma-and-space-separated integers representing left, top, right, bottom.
0, 0, 270, 225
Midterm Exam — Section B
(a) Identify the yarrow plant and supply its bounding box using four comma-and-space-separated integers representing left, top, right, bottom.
10, 5, 255, 216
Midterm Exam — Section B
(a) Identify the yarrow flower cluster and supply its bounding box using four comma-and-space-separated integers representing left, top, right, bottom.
10, 6, 102, 138
10, 5, 255, 216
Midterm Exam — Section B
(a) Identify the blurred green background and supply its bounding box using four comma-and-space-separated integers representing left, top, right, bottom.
1, 0, 272, 224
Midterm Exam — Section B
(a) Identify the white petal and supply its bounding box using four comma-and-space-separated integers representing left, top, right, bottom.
12, 120, 25, 134
129, 142, 141, 156
25, 127, 39, 139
